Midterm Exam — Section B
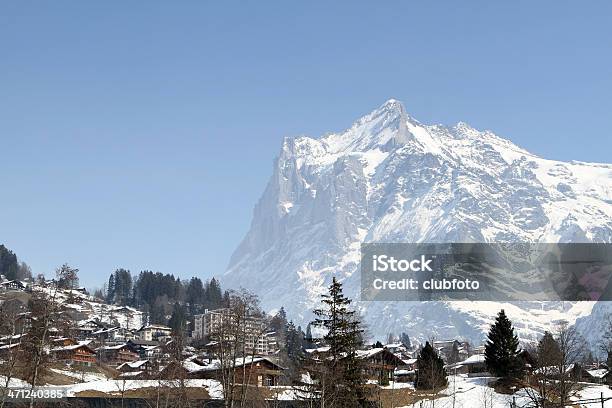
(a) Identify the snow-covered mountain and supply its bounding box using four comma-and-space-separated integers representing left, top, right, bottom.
224, 99, 612, 348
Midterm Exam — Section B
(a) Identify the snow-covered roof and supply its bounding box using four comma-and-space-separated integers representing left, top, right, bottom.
117, 360, 149, 370
586, 368, 609, 379
356, 348, 385, 359
1, 280, 28, 287
77, 318, 106, 327
183, 356, 284, 372
183, 360, 213, 373
395, 369, 416, 375
92, 327, 119, 335
534, 364, 580, 375
51, 341, 95, 353
433, 340, 456, 345
384, 343, 404, 348
236, 356, 281, 368
139, 324, 172, 331
97, 343, 131, 351
0, 334, 23, 342
111, 306, 142, 314
305, 346, 330, 354
459, 354, 486, 365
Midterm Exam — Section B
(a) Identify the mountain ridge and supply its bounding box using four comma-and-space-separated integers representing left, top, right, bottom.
225, 100, 612, 349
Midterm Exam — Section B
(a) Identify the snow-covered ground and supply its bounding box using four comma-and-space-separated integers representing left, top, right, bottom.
397, 376, 524, 408
36, 285, 143, 329
399, 375, 612, 408
573, 383, 612, 407
49, 368, 108, 383
2, 374, 609, 405
0, 375, 32, 388
64, 378, 223, 398
382, 381, 415, 390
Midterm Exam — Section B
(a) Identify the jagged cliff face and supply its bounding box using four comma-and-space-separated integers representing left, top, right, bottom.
224, 100, 612, 346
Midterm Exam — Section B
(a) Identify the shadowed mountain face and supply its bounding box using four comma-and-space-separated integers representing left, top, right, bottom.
224, 100, 612, 347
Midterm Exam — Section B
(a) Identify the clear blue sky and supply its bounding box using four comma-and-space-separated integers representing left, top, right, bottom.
1, 2, 611, 289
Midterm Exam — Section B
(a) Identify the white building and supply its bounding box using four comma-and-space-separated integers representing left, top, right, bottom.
137, 324, 172, 342
193, 308, 278, 355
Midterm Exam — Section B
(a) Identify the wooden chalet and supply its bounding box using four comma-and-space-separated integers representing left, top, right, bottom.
159, 356, 285, 386
0, 280, 28, 291
357, 348, 406, 385
570, 364, 611, 384
394, 358, 417, 383
116, 359, 152, 379
235, 356, 285, 386
447, 354, 488, 376
126, 339, 162, 361
75, 319, 111, 340
52, 342, 96, 366
97, 343, 140, 366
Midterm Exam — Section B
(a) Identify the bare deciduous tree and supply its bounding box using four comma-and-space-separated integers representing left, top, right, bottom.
23, 287, 60, 408
0, 302, 23, 408
209, 289, 266, 408
555, 322, 586, 405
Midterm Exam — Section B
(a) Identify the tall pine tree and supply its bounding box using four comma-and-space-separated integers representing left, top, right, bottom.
414, 341, 447, 389
285, 321, 303, 360
537, 331, 561, 366
484, 309, 524, 379
168, 302, 187, 334
106, 274, 115, 303
312, 277, 366, 405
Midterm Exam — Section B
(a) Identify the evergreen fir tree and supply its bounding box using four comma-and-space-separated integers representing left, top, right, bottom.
285, 320, 304, 361
537, 331, 561, 366
484, 309, 524, 379
168, 302, 187, 334
186, 277, 205, 313
312, 277, 366, 405
314, 278, 362, 360
206, 278, 223, 308
149, 300, 166, 324
414, 341, 448, 389
0, 245, 20, 281
106, 272, 116, 304
113, 268, 132, 306
270, 307, 288, 332
305, 322, 313, 342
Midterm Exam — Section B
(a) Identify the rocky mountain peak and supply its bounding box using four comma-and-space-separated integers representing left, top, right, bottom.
224, 100, 612, 348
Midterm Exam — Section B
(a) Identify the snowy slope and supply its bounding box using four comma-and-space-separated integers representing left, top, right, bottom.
224, 99, 612, 346
397, 375, 611, 408
38, 285, 143, 330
